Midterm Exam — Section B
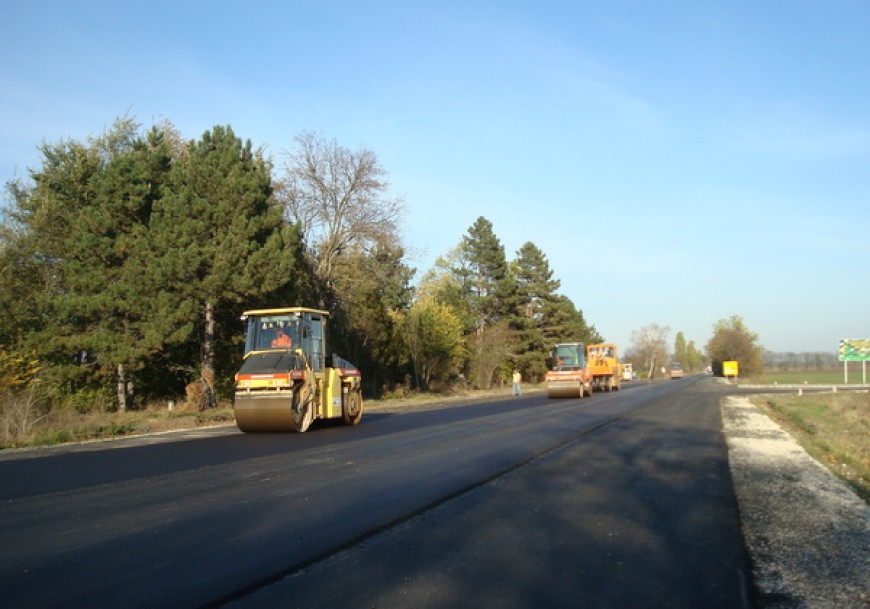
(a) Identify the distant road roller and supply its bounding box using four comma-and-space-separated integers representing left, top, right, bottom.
233, 307, 363, 432
545, 342, 592, 398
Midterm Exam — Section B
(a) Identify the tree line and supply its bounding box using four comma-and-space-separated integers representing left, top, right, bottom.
622, 316, 768, 379
763, 351, 840, 371
0, 117, 602, 415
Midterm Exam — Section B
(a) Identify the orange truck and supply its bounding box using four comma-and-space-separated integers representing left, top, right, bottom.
585, 343, 621, 392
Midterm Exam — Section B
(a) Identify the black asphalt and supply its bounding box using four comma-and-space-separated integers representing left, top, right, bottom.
0, 377, 754, 608
229, 378, 754, 608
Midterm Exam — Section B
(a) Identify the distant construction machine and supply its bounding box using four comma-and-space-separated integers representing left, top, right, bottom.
233, 307, 363, 432
545, 342, 593, 398
586, 343, 621, 392
546, 341, 622, 398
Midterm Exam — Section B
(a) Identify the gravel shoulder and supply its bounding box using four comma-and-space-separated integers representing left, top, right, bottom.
721, 395, 870, 608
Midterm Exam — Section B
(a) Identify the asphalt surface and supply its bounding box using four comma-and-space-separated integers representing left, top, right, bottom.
2, 376, 823, 608
226, 377, 753, 608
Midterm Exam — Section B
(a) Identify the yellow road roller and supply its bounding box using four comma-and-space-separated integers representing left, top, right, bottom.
233, 307, 363, 432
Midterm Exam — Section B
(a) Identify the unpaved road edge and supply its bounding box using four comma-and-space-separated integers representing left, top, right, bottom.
721, 395, 869, 608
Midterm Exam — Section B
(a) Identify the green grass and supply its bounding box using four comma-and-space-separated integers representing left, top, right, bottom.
752, 370, 870, 385
751, 391, 870, 503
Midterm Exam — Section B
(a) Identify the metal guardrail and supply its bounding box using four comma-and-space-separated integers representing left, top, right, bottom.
732, 383, 870, 395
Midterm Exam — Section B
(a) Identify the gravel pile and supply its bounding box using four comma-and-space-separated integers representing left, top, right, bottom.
721, 395, 870, 608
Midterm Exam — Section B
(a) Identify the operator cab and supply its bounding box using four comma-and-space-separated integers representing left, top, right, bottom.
241, 307, 328, 372
551, 343, 586, 371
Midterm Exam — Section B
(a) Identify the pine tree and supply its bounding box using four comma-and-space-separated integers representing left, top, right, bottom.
71, 126, 173, 410
148, 125, 300, 406
460, 217, 516, 336
544, 295, 603, 346
5, 117, 170, 410
511, 242, 562, 382
457, 217, 518, 387
0, 181, 52, 348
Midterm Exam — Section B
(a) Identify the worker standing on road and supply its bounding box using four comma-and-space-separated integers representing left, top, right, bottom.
512, 369, 522, 396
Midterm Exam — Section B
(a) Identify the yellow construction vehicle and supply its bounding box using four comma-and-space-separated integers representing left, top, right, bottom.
546, 342, 593, 398
586, 343, 621, 392
233, 307, 363, 432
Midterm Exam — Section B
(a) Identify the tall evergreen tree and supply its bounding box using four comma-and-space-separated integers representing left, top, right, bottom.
543, 295, 603, 346
3, 117, 166, 409
148, 125, 300, 406
64, 125, 173, 410
460, 217, 516, 337
456, 217, 518, 387
511, 242, 561, 381
0, 182, 49, 348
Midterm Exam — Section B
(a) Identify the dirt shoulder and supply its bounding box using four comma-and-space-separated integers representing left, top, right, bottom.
721, 395, 869, 608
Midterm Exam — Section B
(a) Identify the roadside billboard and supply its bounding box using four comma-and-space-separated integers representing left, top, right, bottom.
838, 338, 870, 362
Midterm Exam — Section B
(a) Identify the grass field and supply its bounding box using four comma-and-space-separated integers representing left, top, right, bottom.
750, 390, 869, 503
750, 369, 870, 385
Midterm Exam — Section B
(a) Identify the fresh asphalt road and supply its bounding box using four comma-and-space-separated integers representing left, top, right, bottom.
0, 376, 754, 608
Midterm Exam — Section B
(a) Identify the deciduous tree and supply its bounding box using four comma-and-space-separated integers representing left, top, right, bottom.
278, 132, 405, 304
328, 241, 415, 392
685, 340, 705, 372
628, 323, 670, 379
705, 315, 764, 376
673, 332, 688, 367
397, 295, 464, 390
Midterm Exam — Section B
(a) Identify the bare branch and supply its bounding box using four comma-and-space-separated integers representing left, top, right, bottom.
278, 132, 405, 290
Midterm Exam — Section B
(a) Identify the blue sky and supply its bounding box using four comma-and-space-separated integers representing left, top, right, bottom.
2, 1, 868, 354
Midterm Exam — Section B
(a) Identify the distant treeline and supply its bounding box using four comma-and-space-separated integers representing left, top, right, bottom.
763, 350, 840, 371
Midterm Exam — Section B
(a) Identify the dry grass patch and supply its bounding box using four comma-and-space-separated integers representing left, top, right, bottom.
751, 391, 869, 503
1, 398, 235, 449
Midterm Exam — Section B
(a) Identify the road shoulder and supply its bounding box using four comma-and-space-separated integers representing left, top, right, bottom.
721, 395, 869, 608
